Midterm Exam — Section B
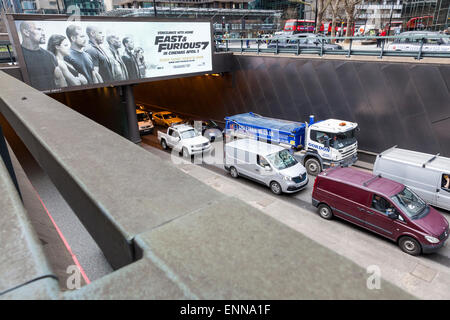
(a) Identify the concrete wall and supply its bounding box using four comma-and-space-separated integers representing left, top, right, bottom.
133, 55, 450, 157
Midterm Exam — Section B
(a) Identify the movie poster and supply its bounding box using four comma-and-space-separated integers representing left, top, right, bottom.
11, 18, 212, 92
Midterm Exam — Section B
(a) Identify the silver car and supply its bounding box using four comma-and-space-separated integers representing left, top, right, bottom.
388, 31, 450, 52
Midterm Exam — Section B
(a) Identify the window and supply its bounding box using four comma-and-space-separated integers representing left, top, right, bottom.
442, 174, 450, 192
371, 194, 393, 215
311, 130, 330, 144
257, 155, 270, 168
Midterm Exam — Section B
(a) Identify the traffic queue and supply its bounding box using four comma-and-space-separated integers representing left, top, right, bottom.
140, 106, 449, 256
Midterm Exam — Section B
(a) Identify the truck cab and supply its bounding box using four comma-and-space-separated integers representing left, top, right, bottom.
302, 119, 358, 175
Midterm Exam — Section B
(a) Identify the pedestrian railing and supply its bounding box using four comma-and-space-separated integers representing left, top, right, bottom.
215, 34, 450, 60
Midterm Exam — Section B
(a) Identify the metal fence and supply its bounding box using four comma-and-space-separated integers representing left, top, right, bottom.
215, 34, 450, 60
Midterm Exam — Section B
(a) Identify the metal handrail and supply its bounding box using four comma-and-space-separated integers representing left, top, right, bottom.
214, 34, 450, 60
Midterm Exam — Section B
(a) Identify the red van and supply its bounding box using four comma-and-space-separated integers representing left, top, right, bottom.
312, 167, 449, 255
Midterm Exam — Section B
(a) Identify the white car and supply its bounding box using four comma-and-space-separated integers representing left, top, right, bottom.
157, 124, 212, 158
388, 31, 450, 52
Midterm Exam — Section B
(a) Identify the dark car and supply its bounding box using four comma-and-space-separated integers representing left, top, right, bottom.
268, 33, 343, 50
312, 167, 449, 256
188, 119, 223, 142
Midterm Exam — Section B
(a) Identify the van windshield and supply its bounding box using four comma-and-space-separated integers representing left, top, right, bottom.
266, 149, 298, 170
391, 187, 428, 219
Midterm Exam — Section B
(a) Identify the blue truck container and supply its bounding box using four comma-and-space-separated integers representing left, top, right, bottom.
224, 112, 313, 149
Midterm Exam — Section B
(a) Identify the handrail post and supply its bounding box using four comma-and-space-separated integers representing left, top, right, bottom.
241, 38, 243, 54
415, 38, 424, 60
320, 36, 324, 57
7, 45, 14, 63
347, 38, 352, 58
296, 38, 300, 56
276, 39, 278, 55
257, 37, 260, 54
379, 37, 385, 59
226, 39, 228, 52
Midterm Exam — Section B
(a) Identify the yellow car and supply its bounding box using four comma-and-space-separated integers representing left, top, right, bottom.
152, 111, 184, 127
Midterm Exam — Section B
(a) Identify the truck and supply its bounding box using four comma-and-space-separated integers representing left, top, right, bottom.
224, 112, 358, 175
158, 124, 212, 158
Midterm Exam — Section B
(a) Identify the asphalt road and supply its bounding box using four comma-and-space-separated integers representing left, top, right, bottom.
140, 125, 450, 299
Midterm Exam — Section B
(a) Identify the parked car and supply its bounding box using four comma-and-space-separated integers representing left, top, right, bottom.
158, 124, 212, 158
312, 167, 449, 255
373, 146, 450, 212
152, 111, 184, 127
268, 33, 343, 50
136, 109, 154, 135
188, 119, 224, 142
224, 138, 308, 195
387, 31, 450, 52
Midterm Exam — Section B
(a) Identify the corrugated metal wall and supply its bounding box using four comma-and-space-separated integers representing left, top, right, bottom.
134, 55, 450, 157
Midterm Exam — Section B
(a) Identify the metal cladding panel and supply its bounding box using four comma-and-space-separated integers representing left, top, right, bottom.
132, 55, 450, 157
410, 65, 450, 123
431, 118, 450, 157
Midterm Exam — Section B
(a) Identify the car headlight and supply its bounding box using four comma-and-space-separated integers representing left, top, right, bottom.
425, 235, 439, 244
283, 175, 292, 181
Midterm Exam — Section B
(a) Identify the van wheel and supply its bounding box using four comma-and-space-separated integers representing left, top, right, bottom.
305, 158, 321, 176
399, 237, 421, 256
230, 166, 239, 178
318, 204, 333, 220
161, 139, 168, 150
270, 181, 282, 195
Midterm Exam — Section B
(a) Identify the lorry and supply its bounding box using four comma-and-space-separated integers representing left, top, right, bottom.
224, 112, 358, 175
158, 124, 212, 158
373, 146, 450, 211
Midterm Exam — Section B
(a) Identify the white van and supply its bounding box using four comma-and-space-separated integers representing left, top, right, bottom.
373, 146, 450, 211
224, 139, 308, 195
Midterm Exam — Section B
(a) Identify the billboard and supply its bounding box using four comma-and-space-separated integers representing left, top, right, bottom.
6, 15, 213, 93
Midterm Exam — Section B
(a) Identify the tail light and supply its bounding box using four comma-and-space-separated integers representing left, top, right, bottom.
313, 176, 319, 191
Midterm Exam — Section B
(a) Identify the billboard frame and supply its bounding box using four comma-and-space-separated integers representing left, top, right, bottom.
4, 13, 215, 94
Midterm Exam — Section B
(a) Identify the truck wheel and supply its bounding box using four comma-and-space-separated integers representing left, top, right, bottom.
318, 204, 333, 220
399, 237, 421, 256
305, 158, 321, 176
161, 139, 168, 150
230, 166, 239, 178
270, 181, 282, 195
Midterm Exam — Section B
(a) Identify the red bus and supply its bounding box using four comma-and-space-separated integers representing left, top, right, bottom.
406, 16, 433, 30
283, 19, 315, 33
